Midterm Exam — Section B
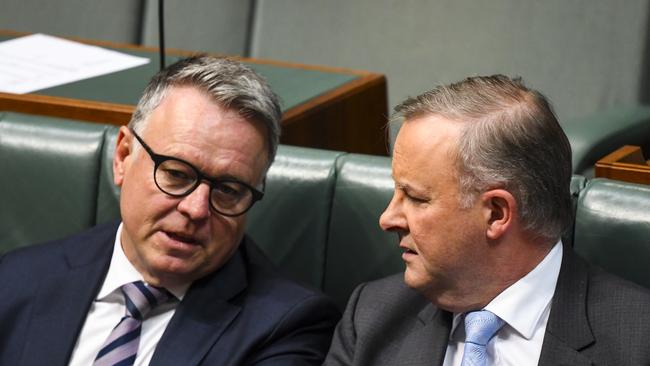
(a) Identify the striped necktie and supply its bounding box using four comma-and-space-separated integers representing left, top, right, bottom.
93, 281, 172, 366
460, 310, 505, 366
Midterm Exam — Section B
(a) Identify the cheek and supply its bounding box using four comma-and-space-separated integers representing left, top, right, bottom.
120, 161, 154, 204
120, 176, 178, 233
207, 215, 247, 251
408, 207, 466, 261
408, 210, 444, 255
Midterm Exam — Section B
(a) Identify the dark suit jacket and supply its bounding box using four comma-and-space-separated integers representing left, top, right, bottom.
325, 247, 650, 365
0, 222, 340, 365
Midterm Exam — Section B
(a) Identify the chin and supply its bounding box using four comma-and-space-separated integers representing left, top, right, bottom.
403, 269, 442, 302
403, 269, 424, 290
147, 258, 200, 281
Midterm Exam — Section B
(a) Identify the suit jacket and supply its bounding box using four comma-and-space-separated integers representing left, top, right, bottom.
324, 246, 650, 365
0, 222, 340, 365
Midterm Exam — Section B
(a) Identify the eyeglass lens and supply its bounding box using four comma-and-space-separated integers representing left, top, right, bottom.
154, 158, 254, 216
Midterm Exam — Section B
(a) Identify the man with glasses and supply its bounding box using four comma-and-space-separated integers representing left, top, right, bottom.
0, 56, 339, 365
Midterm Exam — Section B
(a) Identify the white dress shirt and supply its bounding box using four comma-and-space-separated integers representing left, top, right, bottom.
443, 240, 563, 366
68, 223, 190, 366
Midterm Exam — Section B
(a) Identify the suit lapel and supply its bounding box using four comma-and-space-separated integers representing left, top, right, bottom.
395, 304, 452, 366
20, 224, 116, 365
538, 333, 593, 366
151, 245, 248, 366
538, 248, 594, 366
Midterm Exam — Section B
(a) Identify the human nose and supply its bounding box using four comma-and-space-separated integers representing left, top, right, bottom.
177, 182, 211, 220
379, 192, 407, 232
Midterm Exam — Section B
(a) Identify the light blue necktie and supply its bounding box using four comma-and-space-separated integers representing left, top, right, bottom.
460, 310, 504, 366
93, 281, 171, 366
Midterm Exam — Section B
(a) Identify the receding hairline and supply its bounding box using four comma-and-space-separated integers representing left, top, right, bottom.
395, 80, 538, 125
138, 83, 273, 161
128, 55, 282, 174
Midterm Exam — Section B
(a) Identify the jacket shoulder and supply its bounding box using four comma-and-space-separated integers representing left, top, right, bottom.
196, 237, 341, 365
579, 259, 650, 364
356, 273, 428, 312
586, 266, 650, 328
0, 222, 117, 276
242, 237, 336, 307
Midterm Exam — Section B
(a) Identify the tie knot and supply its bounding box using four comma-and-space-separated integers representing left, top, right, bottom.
121, 281, 172, 320
463, 310, 504, 346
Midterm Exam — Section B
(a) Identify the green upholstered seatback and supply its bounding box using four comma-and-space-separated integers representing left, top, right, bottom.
562, 174, 587, 248
96, 126, 121, 225
0, 112, 110, 253
570, 174, 587, 196
324, 153, 400, 309
245, 145, 345, 290
573, 179, 650, 289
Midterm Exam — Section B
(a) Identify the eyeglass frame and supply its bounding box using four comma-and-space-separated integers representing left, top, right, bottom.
128, 127, 264, 217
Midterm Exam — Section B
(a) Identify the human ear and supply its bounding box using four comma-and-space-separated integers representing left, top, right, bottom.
481, 189, 517, 240
113, 126, 133, 187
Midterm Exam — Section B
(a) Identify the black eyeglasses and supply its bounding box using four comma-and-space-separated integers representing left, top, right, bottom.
130, 128, 263, 217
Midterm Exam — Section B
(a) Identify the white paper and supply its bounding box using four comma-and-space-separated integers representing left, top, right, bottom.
0, 33, 150, 94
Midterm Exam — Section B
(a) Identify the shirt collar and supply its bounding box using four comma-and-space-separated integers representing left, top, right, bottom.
96, 222, 190, 301
450, 240, 563, 340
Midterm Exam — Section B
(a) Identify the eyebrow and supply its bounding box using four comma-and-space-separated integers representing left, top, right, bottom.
194, 165, 251, 186
395, 181, 423, 195
131, 128, 256, 187
212, 173, 248, 184
153, 146, 252, 186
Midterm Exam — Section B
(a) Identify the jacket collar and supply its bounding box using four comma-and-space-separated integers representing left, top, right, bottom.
149, 237, 250, 366
391, 301, 452, 366
538, 247, 594, 365
20, 222, 117, 365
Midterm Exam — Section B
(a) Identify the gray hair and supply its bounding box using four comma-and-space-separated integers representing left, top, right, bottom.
393, 75, 572, 241
129, 55, 282, 169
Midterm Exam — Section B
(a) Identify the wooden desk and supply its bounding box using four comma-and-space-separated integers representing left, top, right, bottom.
595, 145, 650, 185
0, 30, 388, 155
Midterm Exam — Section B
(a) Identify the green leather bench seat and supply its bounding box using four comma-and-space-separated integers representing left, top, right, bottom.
573, 179, 650, 289
2, 112, 650, 310
324, 154, 400, 305
96, 126, 120, 224
0, 113, 111, 249
246, 145, 345, 290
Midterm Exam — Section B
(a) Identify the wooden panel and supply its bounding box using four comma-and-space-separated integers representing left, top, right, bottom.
282, 73, 388, 154
0, 92, 134, 125
595, 145, 650, 185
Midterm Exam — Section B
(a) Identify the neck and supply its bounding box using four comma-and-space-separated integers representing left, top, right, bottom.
430, 235, 557, 313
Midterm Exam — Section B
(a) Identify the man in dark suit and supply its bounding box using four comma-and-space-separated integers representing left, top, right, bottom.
0, 56, 339, 365
325, 75, 650, 365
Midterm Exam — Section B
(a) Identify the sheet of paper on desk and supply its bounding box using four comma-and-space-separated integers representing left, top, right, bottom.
0, 33, 150, 94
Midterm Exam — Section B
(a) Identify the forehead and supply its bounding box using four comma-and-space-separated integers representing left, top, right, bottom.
142, 86, 268, 183
392, 115, 463, 187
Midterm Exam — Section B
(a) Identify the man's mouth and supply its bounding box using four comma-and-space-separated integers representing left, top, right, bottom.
400, 245, 417, 255
164, 231, 200, 245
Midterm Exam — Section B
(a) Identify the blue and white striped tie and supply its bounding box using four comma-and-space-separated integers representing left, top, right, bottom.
93, 281, 171, 366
